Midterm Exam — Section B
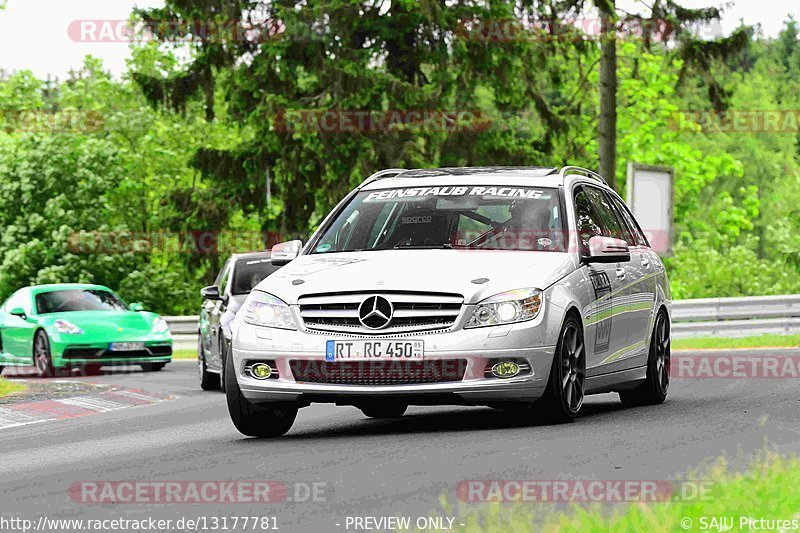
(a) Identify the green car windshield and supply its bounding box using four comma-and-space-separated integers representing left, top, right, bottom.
35, 289, 129, 314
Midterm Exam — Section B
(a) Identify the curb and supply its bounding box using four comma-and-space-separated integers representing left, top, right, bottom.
0, 386, 173, 430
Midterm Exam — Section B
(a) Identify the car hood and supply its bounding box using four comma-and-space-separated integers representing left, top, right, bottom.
40, 310, 158, 335
255, 250, 576, 304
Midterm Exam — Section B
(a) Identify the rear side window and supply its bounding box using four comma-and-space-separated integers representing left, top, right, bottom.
608, 195, 649, 247
583, 186, 627, 241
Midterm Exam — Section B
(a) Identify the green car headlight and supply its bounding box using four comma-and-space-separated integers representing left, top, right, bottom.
54, 319, 84, 335
466, 288, 543, 329
151, 316, 169, 334
243, 292, 296, 330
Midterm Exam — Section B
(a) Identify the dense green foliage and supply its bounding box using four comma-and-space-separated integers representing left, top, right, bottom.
1, 5, 800, 313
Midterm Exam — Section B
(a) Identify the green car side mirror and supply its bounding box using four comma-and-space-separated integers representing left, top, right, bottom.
9, 307, 26, 319
129, 302, 144, 312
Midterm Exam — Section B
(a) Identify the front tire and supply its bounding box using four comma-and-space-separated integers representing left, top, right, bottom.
535, 314, 586, 423
140, 362, 167, 372
34, 330, 58, 378
225, 344, 297, 438
199, 337, 221, 391
619, 309, 670, 407
360, 403, 407, 419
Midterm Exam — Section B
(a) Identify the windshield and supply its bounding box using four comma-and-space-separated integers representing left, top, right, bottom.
35, 289, 129, 314
311, 185, 565, 253
232, 257, 281, 295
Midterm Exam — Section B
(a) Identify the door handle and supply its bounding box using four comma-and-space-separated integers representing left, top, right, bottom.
616, 267, 626, 280
641, 255, 651, 268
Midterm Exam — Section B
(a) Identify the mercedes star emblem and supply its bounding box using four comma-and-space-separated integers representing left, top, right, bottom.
358, 295, 393, 329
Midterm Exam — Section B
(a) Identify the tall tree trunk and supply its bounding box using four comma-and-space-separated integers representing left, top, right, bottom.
598, 0, 618, 190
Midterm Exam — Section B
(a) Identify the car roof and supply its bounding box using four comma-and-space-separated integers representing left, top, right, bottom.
27, 283, 112, 295
359, 166, 607, 190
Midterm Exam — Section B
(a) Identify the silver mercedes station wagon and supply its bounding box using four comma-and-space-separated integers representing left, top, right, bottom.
224, 166, 672, 437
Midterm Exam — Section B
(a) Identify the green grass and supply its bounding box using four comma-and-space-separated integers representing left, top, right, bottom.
438, 452, 800, 532
673, 334, 800, 351
0, 377, 25, 398
173, 349, 197, 360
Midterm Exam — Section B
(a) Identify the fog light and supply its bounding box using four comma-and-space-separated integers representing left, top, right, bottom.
491, 361, 520, 378
250, 363, 272, 380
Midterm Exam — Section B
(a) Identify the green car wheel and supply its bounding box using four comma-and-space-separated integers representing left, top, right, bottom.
34, 330, 57, 378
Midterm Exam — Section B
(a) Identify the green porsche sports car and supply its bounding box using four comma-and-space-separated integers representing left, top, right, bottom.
0, 284, 172, 377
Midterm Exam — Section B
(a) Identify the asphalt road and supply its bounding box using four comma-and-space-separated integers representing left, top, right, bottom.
1, 348, 799, 532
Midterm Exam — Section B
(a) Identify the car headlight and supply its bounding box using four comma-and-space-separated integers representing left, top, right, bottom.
151, 316, 170, 334
54, 319, 84, 335
243, 292, 296, 330
466, 288, 543, 328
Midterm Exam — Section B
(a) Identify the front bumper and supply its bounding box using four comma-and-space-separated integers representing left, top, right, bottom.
52, 338, 173, 366
232, 316, 557, 406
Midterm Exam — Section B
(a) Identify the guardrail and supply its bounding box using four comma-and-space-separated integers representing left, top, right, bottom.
165, 294, 800, 349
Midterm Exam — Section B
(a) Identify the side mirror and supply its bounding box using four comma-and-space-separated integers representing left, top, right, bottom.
129, 302, 144, 312
586, 236, 631, 264
9, 307, 26, 319
201, 285, 222, 301
271, 240, 303, 266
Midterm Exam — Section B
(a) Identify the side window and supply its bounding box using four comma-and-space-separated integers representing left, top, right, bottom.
219, 261, 233, 296
573, 188, 604, 254
583, 186, 626, 240
602, 191, 634, 245
609, 195, 649, 247
214, 259, 231, 288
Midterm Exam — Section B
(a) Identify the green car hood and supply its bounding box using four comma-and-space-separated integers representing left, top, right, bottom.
41, 311, 161, 341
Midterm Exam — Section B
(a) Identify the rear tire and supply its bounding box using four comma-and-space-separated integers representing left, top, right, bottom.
225, 344, 296, 438
360, 403, 407, 419
140, 362, 166, 372
535, 314, 586, 423
199, 338, 221, 391
619, 310, 670, 407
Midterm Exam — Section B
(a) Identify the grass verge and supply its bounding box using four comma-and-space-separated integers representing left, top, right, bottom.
673, 334, 800, 351
173, 349, 197, 360
440, 452, 800, 532
0, 377, 26, 398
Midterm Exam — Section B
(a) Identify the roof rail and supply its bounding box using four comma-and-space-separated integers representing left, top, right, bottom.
559, 166, 608, 186
358, 168, 409, 188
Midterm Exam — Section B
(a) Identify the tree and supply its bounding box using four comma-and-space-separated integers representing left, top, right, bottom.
593, 0, 750, 190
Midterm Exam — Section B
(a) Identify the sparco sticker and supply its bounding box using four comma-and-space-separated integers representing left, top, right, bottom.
364, 186, 544, 201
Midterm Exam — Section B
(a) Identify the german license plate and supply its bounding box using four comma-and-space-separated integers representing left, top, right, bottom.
109, 342, 145, 351
325, 340, 424, 362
